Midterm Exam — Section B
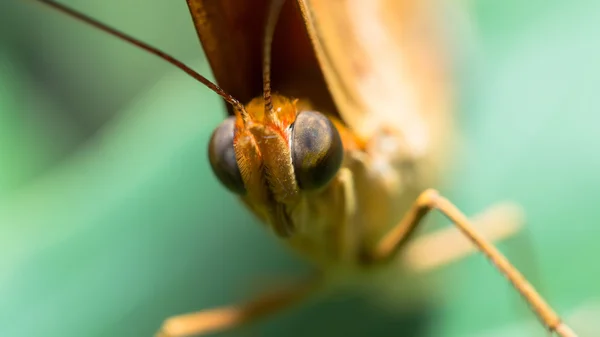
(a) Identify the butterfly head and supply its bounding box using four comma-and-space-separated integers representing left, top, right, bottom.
208, 94, 344, 237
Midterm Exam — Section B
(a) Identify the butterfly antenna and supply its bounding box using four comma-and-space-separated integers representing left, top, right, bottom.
32, 0, 250, 121
262, 0, 286, 120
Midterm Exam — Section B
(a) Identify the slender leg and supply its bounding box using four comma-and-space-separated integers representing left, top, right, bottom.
156, 276, 321, 337
370, 189, 577, 337
401, 201, 524, 272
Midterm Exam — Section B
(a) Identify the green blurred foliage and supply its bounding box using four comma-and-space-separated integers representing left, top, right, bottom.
1, 1, 599, 337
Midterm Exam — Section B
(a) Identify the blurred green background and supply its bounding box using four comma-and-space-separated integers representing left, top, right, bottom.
1, 0, 599, 336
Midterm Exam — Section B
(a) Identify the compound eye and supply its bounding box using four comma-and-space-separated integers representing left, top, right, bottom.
291, 111, 343, 190
208, 116, 245, 194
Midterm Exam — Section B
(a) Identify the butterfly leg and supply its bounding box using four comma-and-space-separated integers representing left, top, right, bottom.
368, 189, 577, 337
401, 201, 524, 272
156, 276, 320, 337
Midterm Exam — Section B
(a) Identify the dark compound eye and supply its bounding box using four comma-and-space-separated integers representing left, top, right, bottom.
208, 116, 245, 194
291, 111, 343, 190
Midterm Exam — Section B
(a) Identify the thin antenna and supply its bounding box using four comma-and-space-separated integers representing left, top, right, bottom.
33, 0, 250, 121
262, 0, 286, 121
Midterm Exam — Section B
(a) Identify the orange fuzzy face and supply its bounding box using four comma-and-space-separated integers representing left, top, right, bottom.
208, 94, 346, 237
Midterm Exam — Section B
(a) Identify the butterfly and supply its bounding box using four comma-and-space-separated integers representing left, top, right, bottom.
33, 0, 577, 336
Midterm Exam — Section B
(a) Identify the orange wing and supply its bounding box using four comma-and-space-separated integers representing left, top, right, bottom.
297, 0, 455, 157
185, 0, 336, 116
